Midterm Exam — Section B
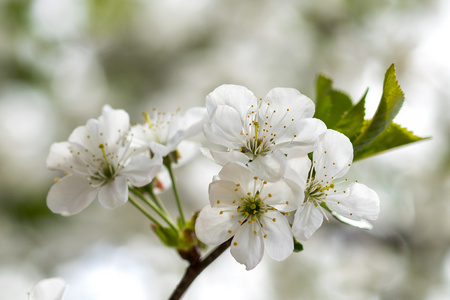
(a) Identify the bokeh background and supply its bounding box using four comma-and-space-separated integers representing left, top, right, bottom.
0, 0, 449, 299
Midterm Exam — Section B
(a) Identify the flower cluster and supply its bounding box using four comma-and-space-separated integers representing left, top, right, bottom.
46, 84, 380, 271
195, 84, 380, 269
47, 105, 206, 216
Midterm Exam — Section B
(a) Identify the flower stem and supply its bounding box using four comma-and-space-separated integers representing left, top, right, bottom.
129, 188, 178, 232
148, 186, 169, 215
164, 159, 185, 228
168, 238, 232, 300
128, 196, 164, 228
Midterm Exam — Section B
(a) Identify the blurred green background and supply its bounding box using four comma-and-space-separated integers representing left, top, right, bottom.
0, 0, 448, 299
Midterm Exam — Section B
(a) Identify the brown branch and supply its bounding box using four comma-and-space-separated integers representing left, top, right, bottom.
169, 239, 232, 300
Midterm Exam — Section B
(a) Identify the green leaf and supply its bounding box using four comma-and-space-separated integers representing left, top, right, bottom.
354, 122, 427, 161
313, 75, 353, 128
314, 74, 333, 122
353, 64, 405, 152
333, 90, 367, 142
293, 238, 304, 253
326, 90, 353, 128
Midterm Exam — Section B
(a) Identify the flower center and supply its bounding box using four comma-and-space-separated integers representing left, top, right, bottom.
143, 108, 181, 145
98, 143, 116, 179
240, 195, 264, 219
240, 120, 273, 157
305, 180, 335, 206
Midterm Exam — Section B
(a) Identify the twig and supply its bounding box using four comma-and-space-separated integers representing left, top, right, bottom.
169, 239, 232, 300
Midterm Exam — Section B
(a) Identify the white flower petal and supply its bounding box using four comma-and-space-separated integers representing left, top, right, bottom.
292, 201, 324, 240
129, 123, 157, 150
172, 106, 207, 140
203, 105, 245, 148
195, 205, 239, 245
216, 162, 254, 188
326, 182, 380, 221
285, 153, 311, 191
206, 84, 256, 120
261, 178, 302, 212
98, 105, 130, 144
46, 142, 72, 172
172, 140, 201, 167
314, 129, 353, 179
120, 154, 162, 187
209, 180, 243, 207
68, 120, 99, 150
261, 88, 317, 144
230, 222, 264, 270
97, 176, 128, 209
261, 211, 293, 261
148, 142, 172, 157
47, 175, 98, 216
30, 277, 67, 300
207, 149, 249, 166
248, 149, 287, 182
263, 87, 315, 120
292, 118, 327, 144
331, 212, 374, 230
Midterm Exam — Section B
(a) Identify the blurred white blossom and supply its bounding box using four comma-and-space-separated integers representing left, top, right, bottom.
130, 107, 207, 158
46, 105, 162, 216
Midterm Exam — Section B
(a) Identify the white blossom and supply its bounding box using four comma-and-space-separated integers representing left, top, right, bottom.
29, 278, 67, 300
203, 84, 326, 181
290, 130, 380, 240
46, 105, 162, 216
130, 107, 207, 157
195, 162, 301, 270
